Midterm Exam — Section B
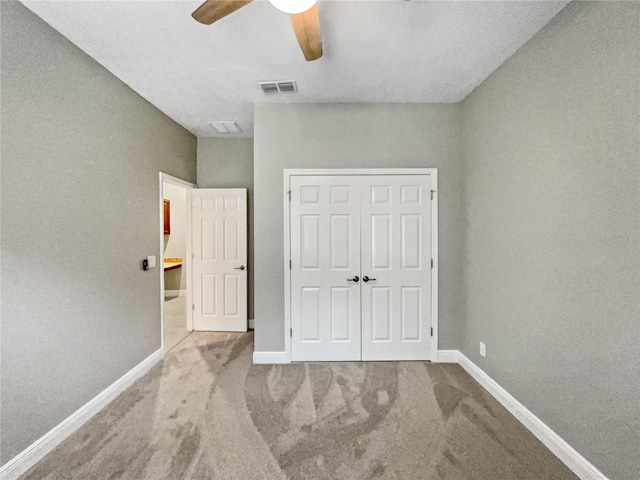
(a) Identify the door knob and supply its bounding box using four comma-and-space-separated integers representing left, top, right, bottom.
362, 276, 376, 282
234, 265, 245, 271
347, 276, 359, 283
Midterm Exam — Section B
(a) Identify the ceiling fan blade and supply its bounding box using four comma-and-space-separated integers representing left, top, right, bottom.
192, 0, 252, 25
290, 5, 323, 61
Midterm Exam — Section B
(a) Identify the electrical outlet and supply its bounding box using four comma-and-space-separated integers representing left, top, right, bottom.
479, 342, 486, 358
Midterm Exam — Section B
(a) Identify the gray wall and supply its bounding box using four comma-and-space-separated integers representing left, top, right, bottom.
0, 2, 196, 464
197, 138, 254, 320
460, 2, 639, 478
253, 104, 463, 352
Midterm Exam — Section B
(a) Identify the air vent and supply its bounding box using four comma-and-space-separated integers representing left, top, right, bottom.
277, 81, 297, 93
258, 80, 298, 95
208, 121, 242, 134
259, 83, 279, 94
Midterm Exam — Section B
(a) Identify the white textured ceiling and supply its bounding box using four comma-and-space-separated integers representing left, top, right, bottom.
22, 0, 569, 137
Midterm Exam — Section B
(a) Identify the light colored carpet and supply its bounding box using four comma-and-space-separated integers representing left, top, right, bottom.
163, 295, 190, 353
21, 332, 577, 480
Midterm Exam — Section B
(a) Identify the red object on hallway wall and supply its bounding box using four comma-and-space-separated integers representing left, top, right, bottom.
163, 199, 170, 234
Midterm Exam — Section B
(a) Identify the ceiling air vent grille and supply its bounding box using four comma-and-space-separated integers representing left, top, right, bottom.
259, 83, 279, 95
258, 80, 298, 95
208, 121, 242, 134
277, 81, 297, 93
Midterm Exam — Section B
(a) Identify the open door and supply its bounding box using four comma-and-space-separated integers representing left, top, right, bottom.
192, 189, 248, 332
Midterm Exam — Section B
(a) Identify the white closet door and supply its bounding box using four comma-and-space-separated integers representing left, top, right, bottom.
192, 189, 248, 332
290, 176, 362, 361
360, 176, 432, 360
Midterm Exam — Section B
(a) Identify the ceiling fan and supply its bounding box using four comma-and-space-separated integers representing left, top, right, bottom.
191, 0, 323, 61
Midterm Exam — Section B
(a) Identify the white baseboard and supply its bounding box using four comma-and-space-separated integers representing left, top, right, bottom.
457, 352, 608, 480
253, 351, 289, 364
164, 290, 186, 297
435, 350, 459, 363
248, 318, 255, 329
252, 349, 460, 364
0, 349, 163, 480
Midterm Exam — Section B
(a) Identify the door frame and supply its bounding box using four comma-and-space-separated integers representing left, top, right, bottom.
283, 168, 438, 363
159, 172, 196, 355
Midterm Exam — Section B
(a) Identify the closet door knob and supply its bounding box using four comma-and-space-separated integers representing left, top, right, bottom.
347, 276, 360, 283
362, 276, 376, 282
234, 265, 245, 271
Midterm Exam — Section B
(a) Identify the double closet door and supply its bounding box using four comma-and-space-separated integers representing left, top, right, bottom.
290, 174, 433, 362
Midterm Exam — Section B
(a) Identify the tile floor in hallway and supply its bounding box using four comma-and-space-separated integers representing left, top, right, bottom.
164, 295, 190, 352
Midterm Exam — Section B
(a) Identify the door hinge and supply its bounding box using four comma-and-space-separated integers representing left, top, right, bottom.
290, 328, 293, 337
431, 190, 435, 200
431, 259, 434, 269
430, 327, 433, 337
287, 190, 291, 201
192, 252, 194, 260
289, 260, 292, 269
192, 304, 195, 311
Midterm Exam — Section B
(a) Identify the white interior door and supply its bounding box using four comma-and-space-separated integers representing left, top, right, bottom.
192, 189, 248, 332
290, 176, 362, 361
360, 175, 432, 360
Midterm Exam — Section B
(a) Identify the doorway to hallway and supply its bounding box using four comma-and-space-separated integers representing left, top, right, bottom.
160, 173, 196, 352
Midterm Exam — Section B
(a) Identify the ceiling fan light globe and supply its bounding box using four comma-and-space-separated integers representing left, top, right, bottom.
268, 0, 317, 14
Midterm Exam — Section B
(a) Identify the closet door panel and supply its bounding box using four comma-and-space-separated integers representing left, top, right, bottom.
361, 175, 432, 361
290, 176, 362, 361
